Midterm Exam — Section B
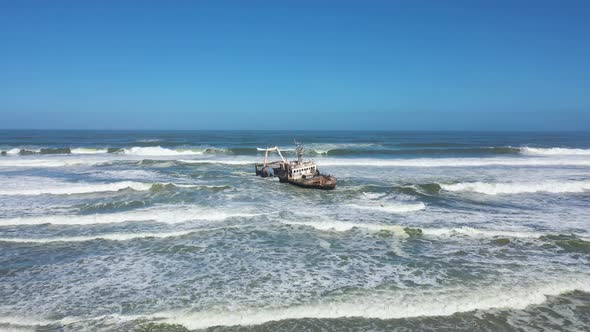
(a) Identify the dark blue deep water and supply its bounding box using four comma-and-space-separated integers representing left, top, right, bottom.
1, 130, 589, 331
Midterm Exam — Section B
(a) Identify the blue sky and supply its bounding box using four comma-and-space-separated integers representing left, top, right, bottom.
1, 0, 589, 130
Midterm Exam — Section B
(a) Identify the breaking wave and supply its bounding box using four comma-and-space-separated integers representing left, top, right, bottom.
0, 224, 250, 244
3, 145, 590, 158
146, 278, 590, 329
283, 220, 411, 236
253, 145, 523, 156
0, 181, 153, 196
0, 181, 222, 196
5, 148, 23, 155
282, 220, 590, 244
119, 146, 205, 156
420, 226, 546, 239
440, 180, 590, 195
70, 148, 108, 154
177, 158, 258, 165
521, 147, 590, 156
318, 157, 590, 168
0, 146, 216, 156
0, 230, 196, 243
4, 281, 589, 330
0, 158, 109, 168
314, 147, 521, 156
177, 156, 590, 168
0, 205, 258, 226
3, 155, 590, 170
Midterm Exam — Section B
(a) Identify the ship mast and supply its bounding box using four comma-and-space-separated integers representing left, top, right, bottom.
295, 142, 303, 165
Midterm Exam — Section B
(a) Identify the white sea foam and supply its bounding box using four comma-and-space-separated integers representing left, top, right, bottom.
0, 327, 35, 332
0, 158, 110, 168
0, 181, 153, 196
521, 147, 590, 156
318, 157, 590, 168
420, 226, 545, 239
347, 202, 425, 213
3, 154, 590, 169
0, 230, 196, 243
4, 278, 588, 329
121, 146, 204, 156
361, 192, 387, 200
256, 147, 295, 152
3, 148, 41, 155
0, 315, 55, 328
0, 155, 228, 168
0, 175, 213, 196
178, 158, 258, 165
284, 220, 409, 236
0, 224, 252, 244
70, 148, 108, 154
0, 205, 258, 226
147, 277, 590, 329
0, 314, 140, 330
283, 220, 588, 241
441, 180, 590, 195
424, 226, 590, 241
6, 148, 21, 155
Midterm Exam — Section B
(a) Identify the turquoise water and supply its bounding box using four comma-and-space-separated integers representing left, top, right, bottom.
1, 130, 589, 331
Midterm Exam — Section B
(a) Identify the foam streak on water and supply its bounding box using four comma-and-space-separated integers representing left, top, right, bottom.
441, 180, 590, 195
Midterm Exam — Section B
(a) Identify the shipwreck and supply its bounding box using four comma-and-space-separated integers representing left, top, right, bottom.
255, 144, 336, 190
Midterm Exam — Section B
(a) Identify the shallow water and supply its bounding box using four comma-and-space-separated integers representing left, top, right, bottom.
0, 130, 589, 331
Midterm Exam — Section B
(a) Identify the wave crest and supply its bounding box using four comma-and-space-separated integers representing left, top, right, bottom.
0, 205, 258, 226
120, 146, 205, 156
0, 181, 229, 196
71, 148, 108, 154
0, 230, 196, 243
283, 220, 410, 236
147, 278, 590, 329
441, 180, 590, 195
521, 147, 590, 156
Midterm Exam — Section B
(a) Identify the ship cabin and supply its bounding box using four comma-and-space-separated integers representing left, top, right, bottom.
289, 161, 317, 180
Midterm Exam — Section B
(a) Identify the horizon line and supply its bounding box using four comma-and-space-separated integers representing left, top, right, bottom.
1, 128, 590, 133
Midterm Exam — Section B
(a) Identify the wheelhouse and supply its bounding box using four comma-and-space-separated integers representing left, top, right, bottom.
290, 163, 316, 179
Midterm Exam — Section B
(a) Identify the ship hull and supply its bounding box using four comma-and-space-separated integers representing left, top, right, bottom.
254, 146, 337, 190
285, 175, 337, 190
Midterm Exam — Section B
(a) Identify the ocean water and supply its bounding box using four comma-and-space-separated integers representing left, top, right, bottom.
0, 130, 589, 332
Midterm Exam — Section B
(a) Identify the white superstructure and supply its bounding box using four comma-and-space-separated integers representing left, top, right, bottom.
289, 161, 317, 180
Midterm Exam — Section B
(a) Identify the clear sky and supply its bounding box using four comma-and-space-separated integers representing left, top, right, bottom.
1, 0, 589, 130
